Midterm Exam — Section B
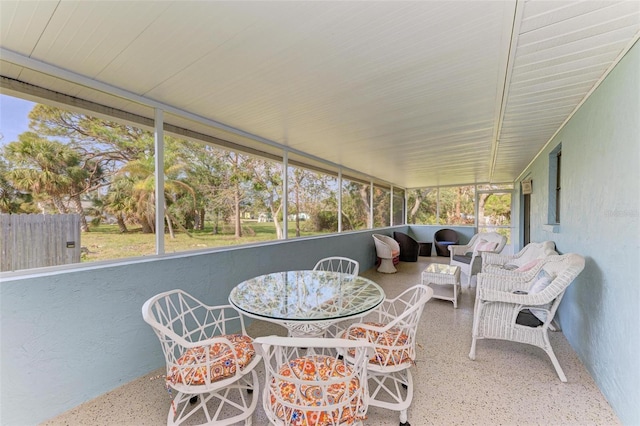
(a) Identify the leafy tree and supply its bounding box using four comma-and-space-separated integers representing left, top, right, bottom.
3, 132, 92, 230
118, 145, 195, 237
341, 180, 370, 231
288, 167, 336, 236
177, 141, 228, 233
407, 188, 437, 224
0, 156, 34, 213
373, 186, 390, 227
249, 159, 284, 238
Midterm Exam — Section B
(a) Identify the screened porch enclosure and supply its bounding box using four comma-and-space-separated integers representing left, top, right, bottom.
1, 2, 639, 425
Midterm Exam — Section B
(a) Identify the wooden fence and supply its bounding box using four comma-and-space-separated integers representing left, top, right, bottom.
0, 214, 81, 272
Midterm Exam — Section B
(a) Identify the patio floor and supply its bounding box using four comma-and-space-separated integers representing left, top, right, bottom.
42, 256, 620, 425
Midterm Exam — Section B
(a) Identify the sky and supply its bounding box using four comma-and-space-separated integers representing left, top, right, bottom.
0, 94, 36, 145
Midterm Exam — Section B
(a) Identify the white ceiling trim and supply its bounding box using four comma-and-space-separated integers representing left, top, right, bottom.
490, 0, 524, 180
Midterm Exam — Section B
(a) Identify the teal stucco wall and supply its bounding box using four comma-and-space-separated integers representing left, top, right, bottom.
0, 228, 402, 425
519, 42, 639, 424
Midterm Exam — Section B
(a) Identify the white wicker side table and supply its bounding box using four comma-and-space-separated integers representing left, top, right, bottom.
421, 263, 461, 308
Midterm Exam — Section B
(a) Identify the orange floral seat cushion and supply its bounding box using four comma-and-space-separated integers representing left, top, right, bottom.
167, 334, 255, 386
342, 322, 412, 366
269, 355, 364, 426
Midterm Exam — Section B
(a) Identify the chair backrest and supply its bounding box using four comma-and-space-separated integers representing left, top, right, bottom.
434, 228, 459, 243
393, 231, 418, 245
516, 241, 557, 265
142, 289, 253, 390
313, 256, 360, 276
372, 234, 400, 258
540, 253, 585, 291
469, 232, 507, 253
361, 284, 433, 368
255, 336, 372, 426
373, 234, 400, 250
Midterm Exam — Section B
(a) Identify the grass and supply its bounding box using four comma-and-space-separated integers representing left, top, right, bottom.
80, 221, 324, 262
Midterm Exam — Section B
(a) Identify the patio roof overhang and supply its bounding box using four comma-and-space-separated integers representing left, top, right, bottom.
0, 1, 638, 188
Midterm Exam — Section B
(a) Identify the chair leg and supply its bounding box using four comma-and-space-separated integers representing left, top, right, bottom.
167, 370, 259, 425
547, 349, 567, 382
469, 300, 483, 360
369, 369, 413, 425
542, 332, 567, 382
400, 409, 409, 425
469, 337, 477, 360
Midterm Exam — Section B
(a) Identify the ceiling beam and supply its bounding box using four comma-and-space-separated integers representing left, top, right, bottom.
489, 0, 524, 182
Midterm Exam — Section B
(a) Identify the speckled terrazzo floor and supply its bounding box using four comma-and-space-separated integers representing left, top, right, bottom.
42, 257, 620, 426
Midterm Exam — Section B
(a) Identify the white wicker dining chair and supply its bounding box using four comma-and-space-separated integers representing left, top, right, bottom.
313, 256, 360, 276
337, 284, 434, 426
254, 335, 373, 426
142, 289, 261, 425
469, 253, 585, 382
482, 241, 557, 273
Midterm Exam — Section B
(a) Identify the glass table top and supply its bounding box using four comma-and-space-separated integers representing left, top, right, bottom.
424, 263, 459, 275
229, 270, 385, 322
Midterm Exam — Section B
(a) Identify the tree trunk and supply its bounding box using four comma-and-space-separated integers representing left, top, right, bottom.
271, 204, 283, 239
196, 208, 205, 231
409, 195, 422, 223
341, 212, 353, 231
294, 180, 301, 237
165, 213, 175, 239
116, 214, 128, 233
234, 183, 242, 238
478, 193, 489, 226
212, 210, 219, 235
70, 193, 89, 232
51, 195, 68, 214
140, 215, 153, 233
455, 187, 462, 221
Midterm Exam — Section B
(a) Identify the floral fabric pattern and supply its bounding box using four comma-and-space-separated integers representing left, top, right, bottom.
269, 355, 364, 426
167, 334, 255, 386
343, 322, 412, 366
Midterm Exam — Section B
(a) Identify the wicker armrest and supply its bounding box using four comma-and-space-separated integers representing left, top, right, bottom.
482, 251, 509, 266
476, 272, 534, 292
449, 244, 471, 256
479, 287, 557, 307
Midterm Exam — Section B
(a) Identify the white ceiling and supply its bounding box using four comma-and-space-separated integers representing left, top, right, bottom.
1, 1, 638, 188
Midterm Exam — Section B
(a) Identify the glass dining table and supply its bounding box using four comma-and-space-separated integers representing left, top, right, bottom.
229, 270, 385, 337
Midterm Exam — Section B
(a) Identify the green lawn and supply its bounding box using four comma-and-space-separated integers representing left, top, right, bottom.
80, 221, 324, 262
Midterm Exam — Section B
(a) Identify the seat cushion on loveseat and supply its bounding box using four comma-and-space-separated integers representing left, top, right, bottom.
452, 254, 472, 264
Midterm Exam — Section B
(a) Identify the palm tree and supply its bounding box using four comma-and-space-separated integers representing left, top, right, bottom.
4, 132, 94, 231
117, 153, 195, 237
5, 133, 73, 213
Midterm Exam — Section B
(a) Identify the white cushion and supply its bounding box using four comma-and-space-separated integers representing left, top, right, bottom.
528, 269, 554, 294
528, 269, 555, 323
475, 240, 498, 254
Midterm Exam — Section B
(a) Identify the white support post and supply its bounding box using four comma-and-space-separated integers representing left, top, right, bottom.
436, 187, 440, 225
390, 186, 394, 226
338, 169, 343, 233
369, 181, 374, 229
154, 108, 165, 255
282, 151, 288, 239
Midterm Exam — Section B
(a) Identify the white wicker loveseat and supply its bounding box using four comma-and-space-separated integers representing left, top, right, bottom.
482, 241, 557, 273
449, 232, 507, 286
469, 253, 585, 382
